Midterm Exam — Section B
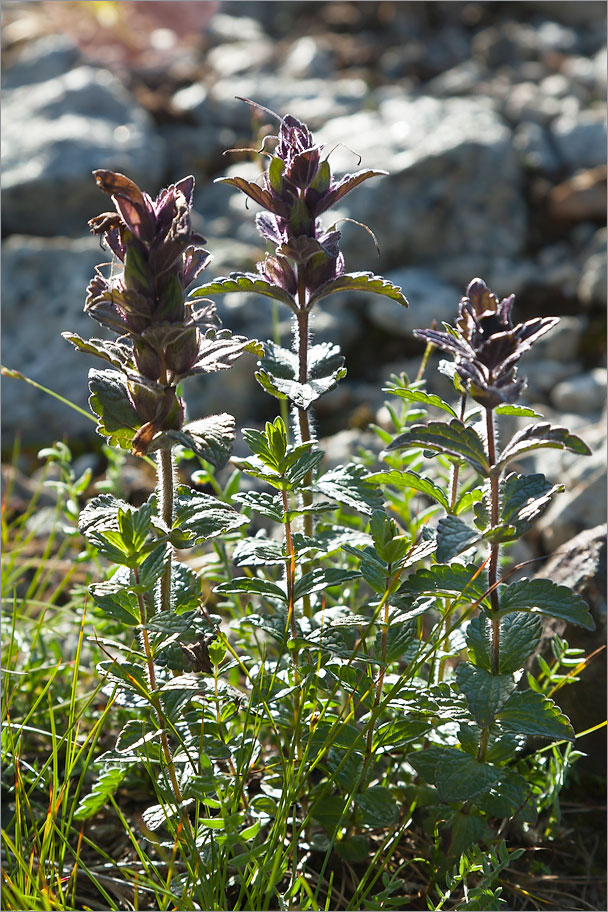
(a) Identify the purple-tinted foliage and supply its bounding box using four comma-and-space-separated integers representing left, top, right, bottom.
416, 278, 558, 408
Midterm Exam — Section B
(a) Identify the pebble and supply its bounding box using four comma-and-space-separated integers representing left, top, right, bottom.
551, 369, 606, 413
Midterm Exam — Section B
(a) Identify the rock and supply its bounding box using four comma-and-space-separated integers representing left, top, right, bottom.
533, 523, 606, 776
548, 165, 607, 221
551, 369, 606, 413
158, 124, 238, 183
521, 358, 581, 401
367, 269, 461, 338
2, 33, 81, 88
578, 229, 607, 308
205, 12, 267, 44
534, 242, 580, 296
528, 316, 586, 362
317, 95, 526, 269
280, 36, 334, 79
513, 121, 561, 173
503, 80, 571, 125
426, 60, 487, 96
2, 66, 166, 236
206, 38, 276, 78
319, 428, 381, 470
1, 235, 107, 444
552, 109, 607, 171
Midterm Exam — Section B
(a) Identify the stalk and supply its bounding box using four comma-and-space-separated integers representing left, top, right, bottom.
158, 447, 175, 612
295, 268, 314, 618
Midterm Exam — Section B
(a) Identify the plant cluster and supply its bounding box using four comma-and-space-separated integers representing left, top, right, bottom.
3, 104, 600, 911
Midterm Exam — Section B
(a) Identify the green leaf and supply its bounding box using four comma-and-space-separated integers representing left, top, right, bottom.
496, 423, 591, 471
172, 561, 204, 613
171, 485, 247, 546
410, 747, 502, 802
115, 719, 162, 755
385, 387, 457, 418
187, 328, 259, 377
74, 767, 129, 820
233, 491, 284, 523
336, 836, 370, 863
88, 369, 141, 450
315, 463, 384, 516
495, 404, 543, 418
500, 472, 562, 532
387, 420, 490, 476
474, 769, 536, 822
232, 534, 285, 567
376, 618, 417, 663
293, 568, 360, 602
397, 563, 488, 603
355, 787, 400, 828
373, 719, 431, 751
310, 795, 349, 835
498, 690, 575, 741
159, 414, 235, 468
257, 341, 347, 409
79, 494, 128, 537
89, 580, 140, 625
215, 577, 286, 602
466, 611, 544, 675
499, 578, 595, 630
191, 273, 295, 309
436, 515, 480, 562
366, 469, 450, 510
308, 271, 408, 307
455, 663, 516, 727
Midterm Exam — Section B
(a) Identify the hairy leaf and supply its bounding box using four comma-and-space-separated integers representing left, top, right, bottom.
466, 612, 543, 674
410, 747, 502, 802
436, 515, 480, 562
309, 271, 408, 307
455, 663, 516, 727
397, 563, 488, 603
293, 568, 360, 602
385, 386, 458, 418
498, 690, 575, 741
74, 767, 130, 820
256, 341, 347, 409
315, 463, 383, 515
171, 485, 248, 546
88, 368, 141, 450
63, 333, 133, 371
387, 420, 490, 476
499, 578, 594, 630
233, 533, 285, 567
500, 472, 562, 533
233, 491, 285, 523
159, 414, 235, 468
497, 423, 591, 471
215, 577, 287, 602
191, 272, 295, 308
366, 469, 450, 510
355, 787, 400, 828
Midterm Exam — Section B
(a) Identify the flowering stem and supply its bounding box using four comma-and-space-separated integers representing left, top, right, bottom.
295, 271, 314, 619
158, 447, 175, 613
485, 406, 501, 677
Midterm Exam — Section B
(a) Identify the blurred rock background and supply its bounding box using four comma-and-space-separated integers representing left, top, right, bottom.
2, 0, 606, 548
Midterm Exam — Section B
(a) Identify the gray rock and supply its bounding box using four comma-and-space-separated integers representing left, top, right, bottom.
426, 60, 486, 96
551, 369, 606, 413
520, 357, 582, 401
159, 124, 238, 183
206, 38, 276, 78
578, 228, 607, 307
513, 121, 561, 173
552, 109, 607, 170
280, 36, 334, 79
536, 443, 606, 551
1, 235, 107, 444
316, 95, 527, 269
2, 33, 81, 88
367, 269, 460, 338
2, 66, 166, 236
529, 316, 587, 361
205, 12, 267, 44
503, 80, 573, 125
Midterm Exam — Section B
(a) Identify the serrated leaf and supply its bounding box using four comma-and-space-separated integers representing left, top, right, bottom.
366, 469, 450, 510
191, 273, 295, 308
186, 328, 255, 377
74, 767, 129, 820
215, 577, 287, 602
436, 515, 480, 562
500, 472, 562, 531
397, 563, 488, 603
293, 568, 360, 602
89, 580, 140, 625
172, 561, 204, 613
171, 485, 247, 546
115, 719, 162, 754
308, 271, 408, 307
499, 578, 595, 630
497, 423, 591, 471
387, 420, 490, 476
315, 463, 383, 515
474, 769, 535, 822
355, 787, 400, 828
455, 663, 516, 727
88, 369, 141, 450
233, 491, 284, 523
498, 690, 575, 741
233, 534, 285, 567
376, 619, 417, 663
374, 719, 430, 751
495, 404, 543, 418
257, 341, 346, 409
310, 795, 349, 834
385, 387, 457, 418
336, 836, 370, 863
159, 414, 235, 468
79, 494, 128, 537
467, 612, 543, 675
410, 747, 502, 802
63, 333, 132, 371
